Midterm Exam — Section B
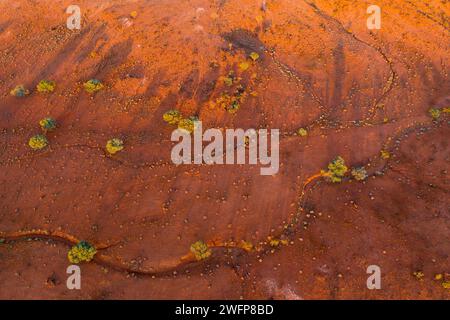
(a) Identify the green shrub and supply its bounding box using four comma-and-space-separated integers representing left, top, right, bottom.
10, 85, 29, 97
67, 241, 97, 264
297, 128, 308, 137
39, 118, 57, 132
83, 79, 104, 93
429, 108, 441, 120
321, 156, 348, 183
190, 241, 212, 261
28, 134, 48, 150
106, 138, 124, 155
36, 80, 56, 93
178, 117, 197, 133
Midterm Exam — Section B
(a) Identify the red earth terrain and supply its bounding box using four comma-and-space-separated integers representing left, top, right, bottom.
0, 0, 449, 299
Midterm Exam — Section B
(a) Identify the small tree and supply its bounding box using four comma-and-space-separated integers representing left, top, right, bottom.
83, 79, 104, 93
67, 241, 97, 264
106, 138, 124, 155
28, 134, 48, 150
321, 156, 348, 183
163, 110, 182, 125
39, 118, 57, 132
190, 241, 212, 261
10, 85, 29, 97
36, 80, 56, 93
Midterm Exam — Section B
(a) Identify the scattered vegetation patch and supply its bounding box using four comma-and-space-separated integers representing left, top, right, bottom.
28, 134, 48, 150
268, 237, 288, 247
240, 240, 254, 252
36, 80, 56, 93
297, 128, 308, 137
321, 156, 348, 183
106, 138, 124, 155
83, 79, 104, 93
380, 150, 390, 160
428, 108, 441, 120
190, 241, 212, 261
39, 118, 57, 132
10, 85, 29, 97
68, 241, 97, 264
178, 117, 196, 133
239, 61, 250, 71
163, 109, 182, 125
249, 52, 260, 61
222, 71, 236, 87
351, 167, 368, 181
413, 271, 425, 280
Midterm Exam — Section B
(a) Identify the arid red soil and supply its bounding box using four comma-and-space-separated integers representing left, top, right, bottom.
0, 0, 449, 299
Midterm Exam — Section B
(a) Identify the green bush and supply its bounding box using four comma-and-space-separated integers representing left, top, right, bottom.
36, 80, 56, 93
83, 79, 104, 93
106, 138, 124, 155
10, 85, 29, 97
321, 156, 348, 183
39, 118, 57, 132
190, 241, 211, 261
28, 134, 48, 150
68, 241, 97, 264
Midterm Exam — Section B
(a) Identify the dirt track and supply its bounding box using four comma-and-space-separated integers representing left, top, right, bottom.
0, 0, 449, 299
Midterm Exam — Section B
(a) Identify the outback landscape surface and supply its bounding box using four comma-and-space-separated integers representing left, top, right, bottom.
0, 0, 449, 299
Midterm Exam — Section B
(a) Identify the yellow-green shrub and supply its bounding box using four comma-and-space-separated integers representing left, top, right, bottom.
36, 80, 56, 93
10, 85, 29, 97
297, 128, 308, 137
106, 138, 124, 155
39, 118, 57, 132
163, 110, 182, 125
28, 134, 48, 150
190, 241, 211, 261
351, 167, 368, 181
321, 156, 348, 183
83, 79, 104, 93
68, 241, 97, 264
